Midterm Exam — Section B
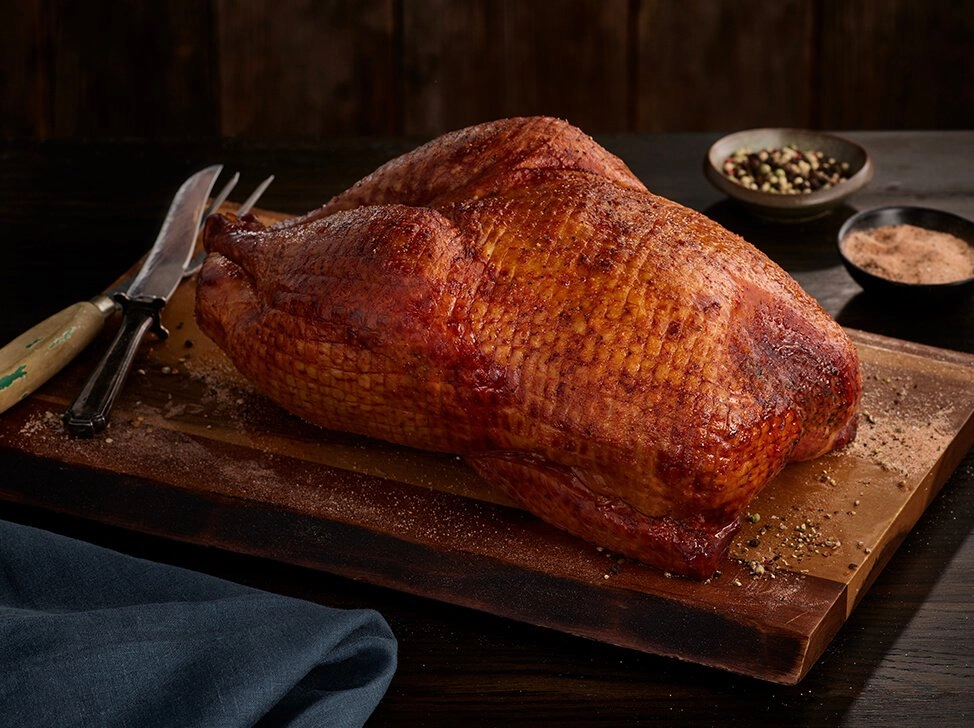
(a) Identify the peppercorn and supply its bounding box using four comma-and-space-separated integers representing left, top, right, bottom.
722, 144, 852, 194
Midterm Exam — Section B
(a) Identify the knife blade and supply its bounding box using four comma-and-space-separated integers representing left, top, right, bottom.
61, 165, 223, 436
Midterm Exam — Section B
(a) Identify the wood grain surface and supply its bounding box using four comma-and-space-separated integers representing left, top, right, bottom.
2, 208, 972, 684
6, 1, 974, 138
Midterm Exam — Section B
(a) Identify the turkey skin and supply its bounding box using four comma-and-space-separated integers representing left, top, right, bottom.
196, 117, 861, 578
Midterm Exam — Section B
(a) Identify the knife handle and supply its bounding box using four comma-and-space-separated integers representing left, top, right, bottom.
0, 295, 116, 415
63, 294, 167, 437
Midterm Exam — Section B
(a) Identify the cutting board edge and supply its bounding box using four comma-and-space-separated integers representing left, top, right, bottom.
845, 327, 974, 368
0, 443, 846, 685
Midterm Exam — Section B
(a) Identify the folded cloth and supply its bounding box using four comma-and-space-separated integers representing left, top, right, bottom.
0, 520, 397, 728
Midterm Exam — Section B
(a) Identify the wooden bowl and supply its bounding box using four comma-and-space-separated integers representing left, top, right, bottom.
704, 128, 873, 221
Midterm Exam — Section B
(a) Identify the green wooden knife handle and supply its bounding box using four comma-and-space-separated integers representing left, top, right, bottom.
0, 296, 115, 415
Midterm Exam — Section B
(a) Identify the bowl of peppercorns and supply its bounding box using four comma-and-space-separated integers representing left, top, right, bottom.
704, 128, 873, 221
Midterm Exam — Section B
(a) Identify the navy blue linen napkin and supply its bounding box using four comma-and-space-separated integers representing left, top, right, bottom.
0, 519, 397, 727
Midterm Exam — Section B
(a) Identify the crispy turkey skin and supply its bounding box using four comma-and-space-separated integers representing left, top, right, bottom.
196, 117, 861, 578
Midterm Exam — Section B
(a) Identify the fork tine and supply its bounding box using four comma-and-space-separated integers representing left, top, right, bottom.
183, 173, 275, 278
236, 175, 274, 217
203, 171, 240, 220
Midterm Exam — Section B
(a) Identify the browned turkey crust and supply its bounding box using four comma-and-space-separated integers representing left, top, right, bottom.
196, 117, 861, 578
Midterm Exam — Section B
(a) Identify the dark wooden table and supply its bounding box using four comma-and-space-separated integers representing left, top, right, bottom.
2, 132, 972, 726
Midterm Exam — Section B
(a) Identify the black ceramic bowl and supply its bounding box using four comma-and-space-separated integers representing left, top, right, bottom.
704, 128, 873, 221
837, 206, 974, 302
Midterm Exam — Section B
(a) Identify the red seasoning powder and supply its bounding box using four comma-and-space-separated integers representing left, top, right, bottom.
842, 223, 974, 284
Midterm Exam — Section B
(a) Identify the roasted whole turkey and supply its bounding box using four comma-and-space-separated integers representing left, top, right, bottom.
196, 117, 861, 578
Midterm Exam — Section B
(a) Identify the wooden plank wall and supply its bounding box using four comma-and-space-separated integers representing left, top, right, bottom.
4, 0, 972, 139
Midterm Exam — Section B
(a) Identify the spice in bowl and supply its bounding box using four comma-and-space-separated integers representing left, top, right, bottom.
705, 129, 872, 221
841, 223, 974, 285
722, 145, 851, 195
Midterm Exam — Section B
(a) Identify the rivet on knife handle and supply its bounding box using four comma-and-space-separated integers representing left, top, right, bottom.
62, 294, 166, 437
0, 295, 116, 414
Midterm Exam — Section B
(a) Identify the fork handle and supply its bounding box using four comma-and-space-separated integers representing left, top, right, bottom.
63, 294, 167, 437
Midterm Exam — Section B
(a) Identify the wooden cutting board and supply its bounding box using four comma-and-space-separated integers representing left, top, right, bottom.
2, 210, 973, 684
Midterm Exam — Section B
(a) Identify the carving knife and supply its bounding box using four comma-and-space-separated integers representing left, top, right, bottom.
0, 168, 237, 418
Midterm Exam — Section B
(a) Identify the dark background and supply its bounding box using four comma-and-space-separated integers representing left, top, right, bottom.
4, 0, 973, 140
